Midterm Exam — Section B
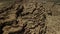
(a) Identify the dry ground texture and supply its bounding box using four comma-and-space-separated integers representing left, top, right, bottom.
0, 0, 60, 34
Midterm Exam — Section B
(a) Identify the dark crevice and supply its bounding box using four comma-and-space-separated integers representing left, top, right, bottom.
21, 12, 30, 16
31, 8, 36, 14
21, 8, 36, 16
16, 6, 24, 18
0, 3, 14, 14
3, 3, 15, 11
39, 14, 47, 34
0, 22, 12, 34
39, 30, 43, 34
9, 23, 27, 34
39, 26, 47, 34
43, 14, 46, 20
0, 24, 4, 34
47, 11, 52, 16
44, 26, 47, 34
47, 10, 52, 16
1, 20, 17, 26
3, 21, 14, 26
0, 17, 5, 20
0, 20, 20, 34
9, 28, 25, 34
39, 29, 45, 34
15, 0, 23, 3
0, 10, 5, 14
41, 23, 45, 28
33, 8, 36, 12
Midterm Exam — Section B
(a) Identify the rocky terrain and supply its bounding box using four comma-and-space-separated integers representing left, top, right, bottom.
0, 0, 60, 34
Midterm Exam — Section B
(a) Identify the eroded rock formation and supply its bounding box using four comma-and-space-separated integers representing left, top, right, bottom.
0, 0, 60, 34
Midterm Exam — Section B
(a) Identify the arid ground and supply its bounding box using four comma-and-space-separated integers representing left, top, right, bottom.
0, 0, 60, 34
